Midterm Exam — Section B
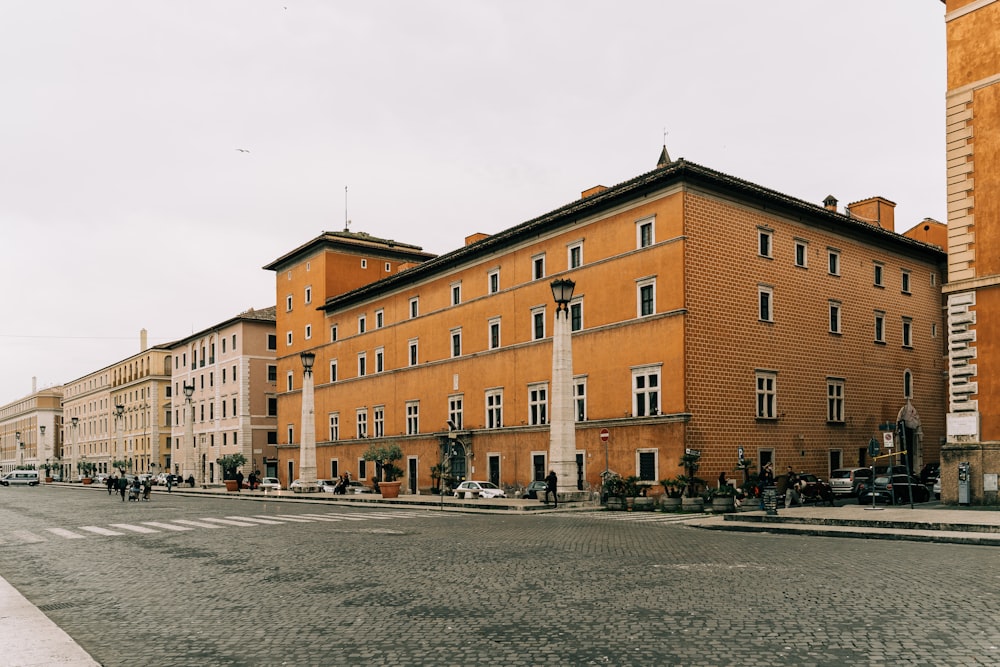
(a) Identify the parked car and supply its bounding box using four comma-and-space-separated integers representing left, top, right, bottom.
453, 480, 506, 499
1, 470, 40, 486
289, 479, 325, 492
521, 480, 549, 499
258, 477, 282, 491
317, 479, 338, 493
919, 462, 940, 485
344, 481, 373, 494
858, 473, 931, 505
933, 477, 941, 500
92, 473, 109, 486
138, 473, 153, 485
829, 467, 873, 496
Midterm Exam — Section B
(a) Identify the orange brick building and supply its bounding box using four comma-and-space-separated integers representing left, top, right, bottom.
268, 155, 946, 495
941, 0, 1000, 503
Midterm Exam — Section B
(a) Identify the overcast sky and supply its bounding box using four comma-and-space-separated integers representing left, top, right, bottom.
0, 1, 946, 406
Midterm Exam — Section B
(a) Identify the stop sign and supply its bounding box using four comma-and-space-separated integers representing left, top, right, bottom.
600, 428, 610, 442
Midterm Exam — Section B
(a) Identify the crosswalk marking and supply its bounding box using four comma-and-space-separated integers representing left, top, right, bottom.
142, 522, 193, 532
109, 523, 160, 534
225, 516, 285, 525
45, 528, 85, 539
196, 517, 260, 527
79, 526, 124, 536
268, 515, 317, 523
173, 519, 223, 529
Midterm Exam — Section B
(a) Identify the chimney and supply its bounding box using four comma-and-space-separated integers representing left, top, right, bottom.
846, 197, 896, 232
823, 195, 838, 212
581, 185, 607, 199
32, 376, 37, 394
140, 328, 148, 352
465, 233, 490, 247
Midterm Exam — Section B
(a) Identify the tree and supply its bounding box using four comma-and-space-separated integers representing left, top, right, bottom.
362, 443, 404, 483
217, 453, 248, 480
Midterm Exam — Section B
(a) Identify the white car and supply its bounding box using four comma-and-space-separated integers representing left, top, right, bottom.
317, 479, 338, 493
258, 477, 282, 491
453, 480, 506, 499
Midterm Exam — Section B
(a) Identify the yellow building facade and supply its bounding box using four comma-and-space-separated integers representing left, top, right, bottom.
270, 155, 946, 495
0, 383, 63, 476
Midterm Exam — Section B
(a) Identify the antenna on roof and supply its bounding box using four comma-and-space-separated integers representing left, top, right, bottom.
344, 185, 351, 232
657, 128, 672, 168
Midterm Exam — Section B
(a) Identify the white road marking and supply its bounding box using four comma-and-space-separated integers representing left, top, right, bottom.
45, 528, 85, 539
197, 517, 260, 527
78, 526, 125, 536
108, 524, 160, 534
142, 522, 193, 532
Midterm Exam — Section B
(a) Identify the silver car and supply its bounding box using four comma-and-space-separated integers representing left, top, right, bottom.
829, 467, 872, 496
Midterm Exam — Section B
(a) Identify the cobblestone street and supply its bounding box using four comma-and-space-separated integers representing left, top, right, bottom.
1, 488, 997, 666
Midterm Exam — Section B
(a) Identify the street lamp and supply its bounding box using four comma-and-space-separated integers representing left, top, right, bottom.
548, 278, 576, 502
114, 403, 124, 475
71, 417, 79, 483
297, 350, 318, 492
183, 383, 196, 488
15, 431, 22, 468
39, 426, 46, 481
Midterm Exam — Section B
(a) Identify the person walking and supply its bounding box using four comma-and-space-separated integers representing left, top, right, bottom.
142, 476, 152, 501
107, 475, 115, 496
166, 473, 172, 493
235, 469, 244, 493
784, 466, 800, 508
544, 470, 558, 508
117, 474, 128, 502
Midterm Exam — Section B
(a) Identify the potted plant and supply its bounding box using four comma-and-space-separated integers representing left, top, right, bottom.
78, 460, 96, 484
679, 451, 706, 512
218, 453, 248, 491
707, 483, 738, 513
363, 443, 404, 498
603, 474, 627, 510
659, 478, 684, 511
42, 461, 55, 483
111, 459, 130, 478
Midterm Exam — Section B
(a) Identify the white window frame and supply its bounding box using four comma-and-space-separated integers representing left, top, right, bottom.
385, 262, 391, 272
375, 309, 384, 329
486, 388, 503, 429
450, 328, 462, 358
356, 409, 367, 439
286, 371, 294, 392
375, 347, 384, 373
488, 318, 501, 350
528, 382, 548, 426
286, 331, 293, 346
758, 227, 773, 258
405, 401, 419, 435
373, 405, 384, 438
304, 324, 312, 340
451, 282, 462, 306
903, 369, 913, 399
329, 412, 339, 441
827, 378, 845, 423
829, 301, 841, 334
632, 365, 661, 417
567, 241, 583, 269
286, 294, 293, 311
531, 306, 546, 341
874, 262, 885, 287
358, 315, 366, 334
874, 312, 886, 344
409, 297, 419, 319
794, 240, 808, 268
357, 352, 367, 377
330, 325, 338, 342
901, 269, 911, 294
532, 253, 546, 280
828, 249, 841, 276
637, 277, 656, 317
758, 285, 774, 322
304, 286, 312, 305
902, 317, 913, 348
574, 376, 587, 422
361, 259, 367, 269
448, 394, 464, 430
637, 217, 655, 249
488, 268, 500, 294
569, 299, 583, 332
755, 370, 777, 419
329, 359, 338, 383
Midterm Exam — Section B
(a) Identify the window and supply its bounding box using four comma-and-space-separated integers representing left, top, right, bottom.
488, 318, 501, 350
409, 297, 419, 319
931, 323, 938, 338
874, 312, 886, 343
329, 359, 338, 382
488, 269, 500, 294
408, 339, 418, 366
827, 378, 845, 423
532, 306, 546, 340
901, 270, 911, 294
794, 240, 808, 268
221, 400, 226, 418
448, 395, 464, 430
930, 273, 937, 287
287, 424, 294, 444
304, 324, 312, 340
405, 401, 419, 435
638, 450, 657, 482
356, 409, 367, 439
267, 334, 277, 350
222, 368, 227, 384
267, 365, 277, 382
632, 366, 660, 417
375, 347, 384, 373
828, 249, 840, 276
637, 217, 654, 248
874, 262, 884, 287
329, 413, 339, 441
375, 309, 384, 329
286, 331, 293, 346
450, 328, 462, 358
902, 317, 913, 347
532, 254, 546, 280
451, 282, 462, 306
268, 397, 277, 416
574, 377, 587, 421
903, 370, 913, 399
528, 383, 548, 425
373, 406, 384, 438
286, 294, 293, 311
330, 325, 338, 342
286, 371, 294, 392
758, 228, 773, 258
568, 241, 583, 269
755, 371, 777, 419
758, 285, 774, 322
361, 259, 367, 269
358, 352, 367, 377
829, 301, 841, 334
570, 300, 583, 332
637, 278, 655, 317
486, 389, 503, 428
385, 262, 391, 272
358, 316, 366, 334
304, 286, 312, 304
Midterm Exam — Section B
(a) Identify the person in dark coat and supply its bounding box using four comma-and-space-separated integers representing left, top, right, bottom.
544, 470, 558, 507
117, 475, 128, 502
107, 475, 116, 496
235, 470, 244, 493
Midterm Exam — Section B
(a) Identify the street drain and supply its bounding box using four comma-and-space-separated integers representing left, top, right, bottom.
37, 601, 79, 612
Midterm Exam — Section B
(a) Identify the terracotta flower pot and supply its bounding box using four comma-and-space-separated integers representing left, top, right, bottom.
379, 481, 402, 498
225, 480, 240, 492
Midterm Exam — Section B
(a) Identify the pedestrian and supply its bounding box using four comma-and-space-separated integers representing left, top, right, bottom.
718, 470, 728, 489
235, 469, 244, 493
544, 470, 558, 507
117, 474, 128, 502
107, 475, 115, 496
142, 477, 152, 501
166, 474, 172, 493
784, 466, 800, 508
248, 471, 256, 491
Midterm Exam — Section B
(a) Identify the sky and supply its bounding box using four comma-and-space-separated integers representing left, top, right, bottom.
0, 0, 947, 406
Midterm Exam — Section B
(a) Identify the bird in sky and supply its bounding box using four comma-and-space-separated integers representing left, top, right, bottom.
235, 148, 250, 153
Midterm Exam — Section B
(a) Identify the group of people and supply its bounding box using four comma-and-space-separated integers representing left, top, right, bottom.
331, 472, 353, 494
105, 473, 152, 502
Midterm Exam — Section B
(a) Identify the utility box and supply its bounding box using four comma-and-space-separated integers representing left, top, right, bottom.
958, 462, 971, 505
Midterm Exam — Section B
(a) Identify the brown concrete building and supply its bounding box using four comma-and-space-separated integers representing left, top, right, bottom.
0, 381, 63, 476
269, 154, 946, 495
167, 307, 279, 483
942, 0, 1000, 504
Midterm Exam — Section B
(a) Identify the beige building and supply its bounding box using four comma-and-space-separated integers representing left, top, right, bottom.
0, 380, 63, 476
167, 307, 278, 483
62, 330, 172, 479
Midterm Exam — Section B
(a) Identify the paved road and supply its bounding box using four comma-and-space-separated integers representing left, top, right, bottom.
0, 487, 997, 666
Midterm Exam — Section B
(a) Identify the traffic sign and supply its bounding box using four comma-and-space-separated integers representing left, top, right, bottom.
599, 428, 610, 443
883, 432, 895, 449
685, 448, 701, 457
